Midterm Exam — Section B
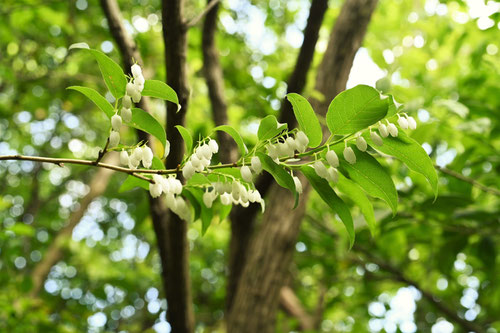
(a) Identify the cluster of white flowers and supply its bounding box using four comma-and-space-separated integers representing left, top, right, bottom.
370, 113, 418, 147
108, 64, 146, 149
206, 180, 264, 211
313, 151, 339, 183
266, 130, 309, 163
120, 145, 154, 169
182, 140, 219, 179
149, 174, 190, 221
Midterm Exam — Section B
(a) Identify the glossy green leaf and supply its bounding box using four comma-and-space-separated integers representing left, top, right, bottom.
337, 172, 376, 237
256, 152, 296, 196
258, 115, 286, 141
67, 86, 114, 118
337, 145, 398, 214
327, 85, 389, 135
185, 188, 213, 235
187, 173, 211, 186
214, 125, 248, 155
85, 49, 127, 99
365, 129, 438, 197
175, 125, 193, 154
286, 93, 322, 147
302, 166, 355, 248
142, 80, 179, 106
119, 175, 150, 192
129, 108, 167, 153
152, 156, 165, 170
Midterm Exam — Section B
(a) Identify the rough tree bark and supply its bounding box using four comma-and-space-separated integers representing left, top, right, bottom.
226, 0, 329, 311
227, 0, 378, 331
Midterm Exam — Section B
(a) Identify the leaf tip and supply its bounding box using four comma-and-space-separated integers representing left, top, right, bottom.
69, 42, 90, 51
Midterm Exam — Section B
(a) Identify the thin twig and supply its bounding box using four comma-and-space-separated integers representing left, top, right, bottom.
435, 164, 500, 196
95, 137, 110, 164
184, 0, 220, 29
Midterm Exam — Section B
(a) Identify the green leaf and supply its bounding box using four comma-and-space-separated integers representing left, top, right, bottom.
337, 172, 376, 237
327, 85, 389, 135
207, 168, 242, 181
119, 175, 150, 192
185, 188, 213, 235
214, 125, 248, 155
67, 86, 114, 118
183, 189, 201, 222
256, 152, 296, 196
286, 93, 322, 147
175, 125, 193, 154
6, 223, 35, 237
152, 156, 165, 170
187, 173, 211, 186
129, 108, 167, 153
84, 49, 127, 99
302, 166, 354, 248
258, 115, 287, 141
142, 80, 179, 106
365, 129, 438, 197
336, 145, 398, 215
385, 95, 401, 117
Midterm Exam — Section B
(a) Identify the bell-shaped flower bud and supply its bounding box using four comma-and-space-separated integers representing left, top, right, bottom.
327, 167, 339, 183
131, 90, 141, 103
131, 64, 143, 79
109, 130, 120, 148
203, 190, 215, 208
142, 146, 154, 168
387, 123, 398, 137
123, 95, 132, 109
293, 176, 303, 194
166, 193, 176, 209
378, 122, 389, 138
407, 116, 417, 130
398, 115, 409, 129
277, 142, 290, 157
120, 150, 129, 166
313, 161, 328, 179
208, 139, 219, 154
296, 131, 309, 150
126, 82, 137, 96
190, 154, 202, 170
169, 178, 183, 195
111, 114, 122, 131
220, 192, 232, 205
149, 182, 162, 198
121, 107, 132, 123
182, 161, 195, 179
159, 177, 170, 194
356, 136, 368, 152
241, 165, 253, 183
286, 137, 297, 153
251, 156, 262, 174
201, 144, 212, 160
326, 150, 339, 167
134, 79, 144, 93
370, 131, 384, 146
267, 144, 279, 160
343, 146, 356, 164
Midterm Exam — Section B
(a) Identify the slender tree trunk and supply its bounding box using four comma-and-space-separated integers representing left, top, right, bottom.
227, 1, 378, 331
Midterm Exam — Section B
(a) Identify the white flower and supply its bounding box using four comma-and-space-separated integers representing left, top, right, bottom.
370, 131, 384, 146
313, 161, 328, 179
293, 176, 303, 194
122, 95, 132, 109
387, 122, 398, 137
203, 190, 217, 208
109, 131, 120, 148
182, 161, 195, 179
267, 144, 279, 160
277, 142, 291, 157
120, 150, 129, 166
241, 165, 253, 183
356, 136, 367, 152
378, 122, 389, 138
131, 64, 143, 79
397, 115, 409, 129
326, 150, 339, 167
111, 114, 122, 131
343, 147, 356, 164
159, 177, 170, 193
121, 107, 132, 123
201, 144, 212, 160
149, 182, 162, 198
296, 131, 309, 151
286, 137, 297, 153
191, 154, 202, 170
248, 190, 262, 203
220, 192, 232, 205
142, 146, 154, 168
169, 178, 183, 195
166, 193, 176, 209
126, 82, 137, 96
208, 139, 219, 154
407, 116, 417, 130
134, 79, 144, 92
131, 90, 141, 103
327, 167, 338, 183
251, 156, 262, 174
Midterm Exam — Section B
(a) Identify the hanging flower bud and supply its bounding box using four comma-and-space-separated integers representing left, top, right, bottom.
387, 122, 398, 137
370, 131, 384, 146
378, 122, 389, 138
356, 136, 368, 152
159, 177, 170, 193
326, 150, 339, 167
286, 137, 297, 153
182, 161, 195, 179
201, 144, 212, 160
126, 82, 137, 96
208, 139, 219, 154
327, 167, 339, 183
142, 146, 154, 168
169, 178, 183, 195
123, 95, 132, 109
296, 131, 309, 151
277, 142, 290, 157
203, 190, 215, 208
251, 156, 262, 174
166, 193, 176, 209
111, 114, 122, 131
109, 131, 120, 148
267, 144, 279, 160
190, 154, 202, 170
120, 150, 129, 166
407, 116, 417, 130
397, 115, 409, 129
121, 107, 132, 123
293, 176, 303, 194
241, 165, 253, 183
220, 192, 232, 205
149, 182, 162, 198
131, 90, 141, 103
343, 147, 356, 164
313, 161, 328, 179
131, 64, 143, 79
135, 77, 145, 92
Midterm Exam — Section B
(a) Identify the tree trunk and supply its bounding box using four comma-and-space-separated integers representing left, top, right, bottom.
227, 0, 378, 331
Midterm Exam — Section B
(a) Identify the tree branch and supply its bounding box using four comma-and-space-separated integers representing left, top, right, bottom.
435, 164, 500, 197
185, 0, 220, 29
